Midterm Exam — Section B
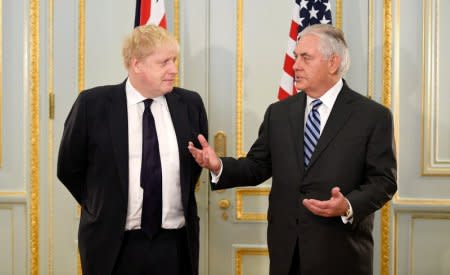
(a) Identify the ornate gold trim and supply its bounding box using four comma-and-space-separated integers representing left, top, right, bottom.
394, 194, 450, 206
0, 0, 3, 167
236, 0, 244, 158
78, 2, 85, 274
235, 247, 269, 275
236, 188, 270, 221
335, 0, 342, 30
380, 1, 392, 275
174, 0, 180, 86
30, 0, 40, 274
48, 0, 55, 274
368, 0, 374, 99
78, 0, 85, 93
0, 191, 26, 197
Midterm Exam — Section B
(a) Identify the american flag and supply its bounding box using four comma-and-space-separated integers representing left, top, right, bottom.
135, 0, 167, 28
277, 0, 332, 100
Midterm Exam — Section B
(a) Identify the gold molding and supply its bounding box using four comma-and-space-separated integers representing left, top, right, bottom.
78, 0, 85, 93
380, 1, 392, 275
421, 0, 450, 176
48, 0, 55, 274
367, 0, 374, 99
335, 0, 342, 30
30, 0, 40, 274
236, 0, 244, 158
394, 194, 450, 206
0, 191, 26, 197
0, 0, 3, 167
235, 247, 269, 275
236, 188, 270, 221
174, 0, 180, 87
78, 2, 85, 274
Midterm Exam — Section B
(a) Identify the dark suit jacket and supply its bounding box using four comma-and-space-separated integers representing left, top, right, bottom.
214, 82, 397, 275
57, 81, 207, 275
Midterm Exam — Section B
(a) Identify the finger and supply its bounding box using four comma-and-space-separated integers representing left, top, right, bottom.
331, 186, 342, 199
304, 198, 332, 210
303, 199, 330, 217
197, 134, 210, 149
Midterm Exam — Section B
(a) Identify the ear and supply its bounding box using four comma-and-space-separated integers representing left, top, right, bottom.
328, 54, 340, 75
130, 58, 142, 74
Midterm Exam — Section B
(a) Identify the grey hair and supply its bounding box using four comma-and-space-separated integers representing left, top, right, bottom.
297, 24, 350, 76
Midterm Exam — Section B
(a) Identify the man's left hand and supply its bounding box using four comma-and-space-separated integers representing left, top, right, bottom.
302, 187, 349, 217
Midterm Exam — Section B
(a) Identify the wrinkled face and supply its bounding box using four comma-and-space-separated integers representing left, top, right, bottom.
134, 44, 178, 97
293, 34, 334, 97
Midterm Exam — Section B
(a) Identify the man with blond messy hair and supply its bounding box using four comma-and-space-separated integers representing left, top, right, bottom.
58, 25, 207, 275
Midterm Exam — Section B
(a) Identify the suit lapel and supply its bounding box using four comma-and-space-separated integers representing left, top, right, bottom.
165, 89, 191, 207
289, 92, 307, 173
108, 81, 129, 203
307, 85, 354, 169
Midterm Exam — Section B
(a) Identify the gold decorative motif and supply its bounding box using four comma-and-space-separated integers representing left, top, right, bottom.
214, 131, 227, 157
236, 0, 244, 158
235, 247, 269, 275
236, 188, 270, 221
380, 1, 392, 275
393, 195, 450, 206
30, 0, 40, 274
335, 0, 342, 30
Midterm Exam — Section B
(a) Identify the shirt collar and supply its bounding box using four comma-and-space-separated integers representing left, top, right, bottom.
125, 78, 165, 106
306, 78, 343, 109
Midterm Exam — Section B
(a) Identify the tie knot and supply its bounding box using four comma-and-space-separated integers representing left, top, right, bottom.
311, 99, 322, 110
143, 99, 153, 109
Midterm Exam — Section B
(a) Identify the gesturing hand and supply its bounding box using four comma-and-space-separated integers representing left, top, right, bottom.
188, 134, 222, 174
302, 187, 349, 217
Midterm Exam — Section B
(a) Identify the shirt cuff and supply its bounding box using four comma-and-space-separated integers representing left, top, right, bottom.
210, 159, 223, 183
341, 198, 354, 224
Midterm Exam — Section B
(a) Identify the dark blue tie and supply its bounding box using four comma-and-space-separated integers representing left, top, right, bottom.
304, 99, 322, 167
140, 99, 162, 239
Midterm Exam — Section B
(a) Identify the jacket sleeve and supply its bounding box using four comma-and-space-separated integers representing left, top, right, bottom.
57, 93, 89, 204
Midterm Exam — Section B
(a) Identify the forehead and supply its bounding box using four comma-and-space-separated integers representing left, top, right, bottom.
295, 34, 320, 54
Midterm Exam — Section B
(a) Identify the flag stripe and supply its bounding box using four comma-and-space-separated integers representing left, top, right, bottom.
135, 0, 167, 29
277, 0, 332, 100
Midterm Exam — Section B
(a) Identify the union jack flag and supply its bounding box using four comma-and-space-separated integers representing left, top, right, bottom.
278, 0, 332, 100
135, 0, 167, 28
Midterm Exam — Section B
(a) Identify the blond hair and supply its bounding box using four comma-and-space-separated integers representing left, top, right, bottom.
122, 24, 179, 69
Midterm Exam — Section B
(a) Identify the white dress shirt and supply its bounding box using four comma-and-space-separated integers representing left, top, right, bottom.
125, 79, 185, 230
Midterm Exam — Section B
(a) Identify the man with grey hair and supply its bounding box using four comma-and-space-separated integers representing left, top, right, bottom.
188, 24, 397, 275
58, 25, 207, 275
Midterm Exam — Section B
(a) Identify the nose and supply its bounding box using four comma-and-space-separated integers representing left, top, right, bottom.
169, 61, 178, 74
293, 57, 302, 71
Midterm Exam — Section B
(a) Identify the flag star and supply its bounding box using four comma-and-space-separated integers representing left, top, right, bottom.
324, 2, 331, 11
309, 7, 319, 19
299, 0, 309, 10
299, 16, 305, 27
319, 16, 330, 24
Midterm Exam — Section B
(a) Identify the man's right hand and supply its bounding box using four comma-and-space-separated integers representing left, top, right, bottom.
188, 134, 222, 174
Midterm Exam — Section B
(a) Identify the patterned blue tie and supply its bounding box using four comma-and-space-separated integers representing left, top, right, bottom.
304, 99, 322, 167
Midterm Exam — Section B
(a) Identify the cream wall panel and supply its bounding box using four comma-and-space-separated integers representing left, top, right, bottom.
422, 0, 450, 175
0, 0, 27, 190
394, 0, 450, 198
0, 205, 27, 275
411, 215, 450, 274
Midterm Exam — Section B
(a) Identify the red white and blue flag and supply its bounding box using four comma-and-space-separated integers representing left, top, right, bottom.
277, 0, 332, 100
135, 0, 167, 28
